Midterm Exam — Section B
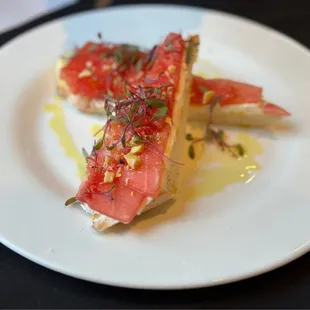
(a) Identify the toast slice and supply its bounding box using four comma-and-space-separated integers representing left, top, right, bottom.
188, 77, 291, 126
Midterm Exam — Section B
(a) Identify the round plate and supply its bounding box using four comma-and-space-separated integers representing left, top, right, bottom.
0, 4, 309, 289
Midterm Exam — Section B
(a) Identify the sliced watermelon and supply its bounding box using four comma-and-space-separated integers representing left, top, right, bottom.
191, 77, 263, 106
74, 33, 191, 224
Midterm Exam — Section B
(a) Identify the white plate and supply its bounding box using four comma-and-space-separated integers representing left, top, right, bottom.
0, 4, 309, 289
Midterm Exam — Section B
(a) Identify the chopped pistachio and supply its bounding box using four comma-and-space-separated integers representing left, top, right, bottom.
92, 213, 101, 221
165, 116, 172, 125
104, 171, 115, 183
202, 91, 215, 105
104, 156, 113, 166
78, 69, 92, 78
168, 65, 176, 73
130, 144, 144, 155
86, 61, 93, 68
124, 153, 142, 169
116, 167, 122, 178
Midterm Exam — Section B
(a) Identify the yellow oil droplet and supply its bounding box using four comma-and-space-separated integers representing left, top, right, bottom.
184, 122, 262, 201
43, 97, 86, 180
90, 124, 102, 137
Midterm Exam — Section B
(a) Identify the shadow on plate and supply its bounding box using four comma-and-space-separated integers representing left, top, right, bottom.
103, 195, 190, 234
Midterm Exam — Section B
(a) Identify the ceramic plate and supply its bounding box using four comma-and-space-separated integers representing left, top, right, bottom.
0, 4, 309, 289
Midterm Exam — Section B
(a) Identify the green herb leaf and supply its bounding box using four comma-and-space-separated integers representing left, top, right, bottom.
123, 81, 131, 97
198, 85, 209, 93
205, 96, 221, 141
121, 131, 126, 148
100, 91, 114, 101
234, 144, 245, 157
82, 148, 89, 161
188, 144, 195, 159
106, 144, 116, 151
95, 139, 103, 150
133, 133, 143, 144
135, 59, 143, 72
107, 89, 114, 98
186, 133, 194, 141
145, 99, 166, 108
153, 87, 161, 95
65, 196, 78, 206
167, 43, 175, 51
151, 107, 168, 121
106, 110, 116, 121
186, 42, 193, 65
130, 102, 139, 113
216, 129, 224, 140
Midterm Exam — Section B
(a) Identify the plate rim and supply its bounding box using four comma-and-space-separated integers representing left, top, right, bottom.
1, 3, 310, 56
0, 4, 309, 290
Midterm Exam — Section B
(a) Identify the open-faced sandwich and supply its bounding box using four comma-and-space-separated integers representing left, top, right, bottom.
56, 36, 290, 127
190, 77, 290, 126
65, 33, 199, 230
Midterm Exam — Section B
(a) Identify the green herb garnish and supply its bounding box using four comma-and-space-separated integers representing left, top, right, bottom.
234, 144, 245, 157
65, 197, 78, 206
187, 95, 245, 160
145, 99, 166, 108
198, 85, 209, 93
151, 107, 168, 121
188, 144, 195, 159
82, 148, 89, 161
186, 133, 194, 141
107, 89, 114, 98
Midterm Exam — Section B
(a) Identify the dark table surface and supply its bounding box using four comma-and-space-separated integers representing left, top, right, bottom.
1, 1, 310, 308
